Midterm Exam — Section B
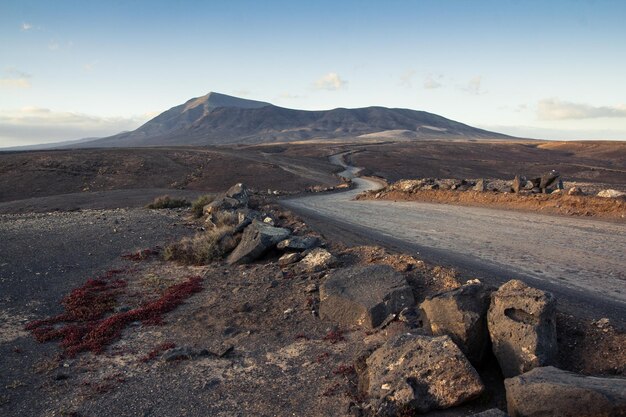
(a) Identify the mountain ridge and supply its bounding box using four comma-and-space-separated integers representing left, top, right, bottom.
55, 92, 518, 149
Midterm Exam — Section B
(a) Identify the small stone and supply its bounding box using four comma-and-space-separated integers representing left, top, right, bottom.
305, 283, 318, 293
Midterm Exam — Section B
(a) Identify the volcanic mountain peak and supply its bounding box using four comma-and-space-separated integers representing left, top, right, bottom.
182, 92, 271, 112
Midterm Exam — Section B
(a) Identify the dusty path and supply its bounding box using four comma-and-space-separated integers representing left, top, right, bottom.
283, 171, 626, 324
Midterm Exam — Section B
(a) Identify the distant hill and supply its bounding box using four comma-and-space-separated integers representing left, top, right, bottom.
62, 92, 515, 148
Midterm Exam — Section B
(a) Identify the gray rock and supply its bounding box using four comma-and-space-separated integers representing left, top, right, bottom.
298, 248, 337, 272
474, 179, 486, 192
225, 183, 250, 205
278, 252, 301, 267
540, 170, 560, 191
277, 236, 321, 251
163, 347, 194, 361
487, 280, 557, 378
364, 334, 485, 415
204, 196, 243, 216
512, 175, 525, 193
226, 220, 291, 265
420, 281, 492, 364
470, 409, 508, 417
568, 186, 583, 196
319, 265, 415, 329
505, 366, 626, 417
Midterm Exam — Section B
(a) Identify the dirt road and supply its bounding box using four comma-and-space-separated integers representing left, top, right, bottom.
283, 177, 626, 323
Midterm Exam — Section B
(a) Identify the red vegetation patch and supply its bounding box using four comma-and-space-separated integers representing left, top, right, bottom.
332, 364, 356, 377
26, 275, 203, 357
322, 329, 345, 344
140, 341, 176, 363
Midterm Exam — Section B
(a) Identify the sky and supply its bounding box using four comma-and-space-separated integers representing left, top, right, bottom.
1, 0, 626, 146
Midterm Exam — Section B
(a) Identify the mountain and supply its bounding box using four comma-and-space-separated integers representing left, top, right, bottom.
68, 92, 515, 148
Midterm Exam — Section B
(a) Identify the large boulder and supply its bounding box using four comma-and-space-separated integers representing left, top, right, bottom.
364, 334, 485, 415
297, 248, 337, 273
225, 183, 250, 205
320, 265, 414, 329
420, 281, 492, 365
505, 366, 626, 417
487, 280, 557, 378
276, 236, 321, 252
226, 220, 290, 265
512, 175, 525, 193
539, 170, 560, 192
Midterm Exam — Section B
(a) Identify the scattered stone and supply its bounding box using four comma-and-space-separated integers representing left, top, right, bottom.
277, 236, 321, 251
538, 170, 560, 193
512, 175, 524, 193
593, 317, 610, 329
364, 334, 485, 415
226, 220, 291, 265
304, 283, 318, 293
225, 183, 250, 205
319, 265, 415, 329
278, 252, 301, 267
163, 347, 194, 361
298, 248, 337, 272
474, 178, 486, 192
568, 186, 583, 196
487, 280, 557, 378
469, 409, 508, 417
504, 366, 626, 417
420, 281, 492, 364
597, 189, 626, 198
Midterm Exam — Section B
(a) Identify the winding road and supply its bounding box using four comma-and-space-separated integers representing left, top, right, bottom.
283, 154, 626, 324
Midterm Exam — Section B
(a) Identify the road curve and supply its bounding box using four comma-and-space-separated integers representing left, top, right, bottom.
283, 174, 626, 322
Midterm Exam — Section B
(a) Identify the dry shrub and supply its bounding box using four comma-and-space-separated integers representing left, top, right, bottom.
146, 195, 190, 209
164, 226, 236, 265
191, 194, 214, 218
212, 210, 239, 227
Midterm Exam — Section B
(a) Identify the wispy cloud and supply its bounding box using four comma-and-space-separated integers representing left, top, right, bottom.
537, 98, 626, 120
0, 107, 151, 146
21, 22, 33, 31
314, 72, 347, 91
459, 75, 485, 95
423, 74, 443, 89
279, 93, 303, 99
48, 40, 60, 51
0, 68, 32, 89
399, 70, 416, 88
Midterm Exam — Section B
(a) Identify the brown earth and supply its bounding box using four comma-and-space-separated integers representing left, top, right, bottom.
358, 188, 626, 221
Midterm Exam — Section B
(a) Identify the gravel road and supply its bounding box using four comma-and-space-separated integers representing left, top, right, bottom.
283, 177, 626, 323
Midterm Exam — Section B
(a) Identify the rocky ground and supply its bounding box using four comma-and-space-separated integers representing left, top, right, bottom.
358, 177, 626, 221
1, 184, 624, 416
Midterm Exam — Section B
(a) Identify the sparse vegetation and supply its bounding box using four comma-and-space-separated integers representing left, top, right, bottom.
191, 194, 214, 217
146, 195, 190, 210
163, 226, 236, 265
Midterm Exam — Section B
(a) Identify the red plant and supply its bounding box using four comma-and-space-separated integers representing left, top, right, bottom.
315, 352, 330, 363
26, 275, 203, 357
322, 329, 345, 344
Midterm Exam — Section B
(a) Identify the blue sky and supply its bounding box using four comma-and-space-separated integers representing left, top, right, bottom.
1, 0, 626, 145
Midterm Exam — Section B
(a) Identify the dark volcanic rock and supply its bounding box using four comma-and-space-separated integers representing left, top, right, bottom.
364, 334, 485, 415
505, 366, 626, 417
420, 281, 492, 365
470, 409, 508, 417
276, 236, 321, 252
226, 220, 290, 265
319, 265, 414, 328
487, 280, 557, 378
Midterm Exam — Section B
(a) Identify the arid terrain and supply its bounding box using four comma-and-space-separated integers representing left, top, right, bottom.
1, 139, 625, 416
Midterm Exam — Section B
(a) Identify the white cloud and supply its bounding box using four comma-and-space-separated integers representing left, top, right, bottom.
48, 40, 60, 51
399, 70, 416, 88
460, 75, 485, 95
279, 93, 303, 99
314, 72, 347, 91
0, 107, 151, 147
537, 98, 626, 120
21, 22, 33, 31
423, 74, 443, 89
